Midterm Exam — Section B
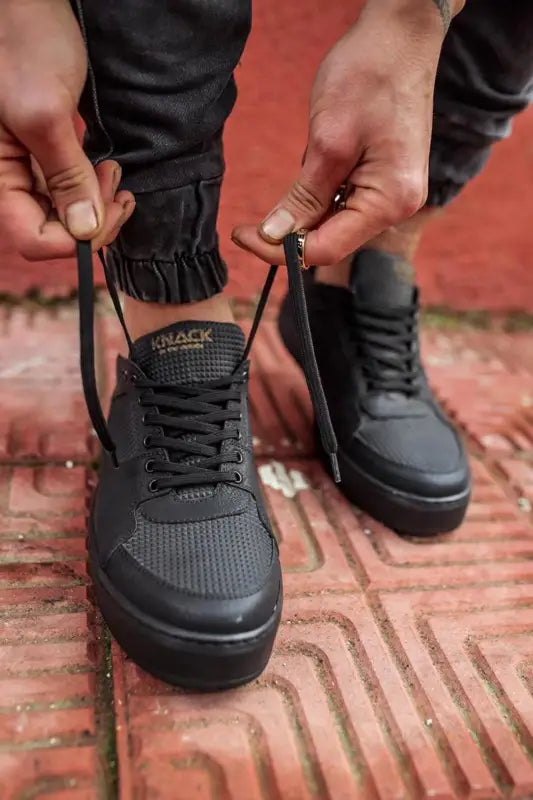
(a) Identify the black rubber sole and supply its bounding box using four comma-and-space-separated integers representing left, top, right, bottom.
89, 539, 282, 690
324, 445, 470, 536
278, 302, 470, 536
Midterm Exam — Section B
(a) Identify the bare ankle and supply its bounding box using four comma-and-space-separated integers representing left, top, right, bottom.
123, 293, 235, 341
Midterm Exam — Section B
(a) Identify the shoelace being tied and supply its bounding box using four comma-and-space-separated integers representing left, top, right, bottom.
76, 232, 340, 486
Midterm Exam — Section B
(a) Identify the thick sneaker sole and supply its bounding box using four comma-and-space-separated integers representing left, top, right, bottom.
324, 444, 470, 536
278, 302, 470, 537
88, 534, 282, 690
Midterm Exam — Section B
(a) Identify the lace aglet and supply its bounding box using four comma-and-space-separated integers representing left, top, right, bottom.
330, 452, 341, 483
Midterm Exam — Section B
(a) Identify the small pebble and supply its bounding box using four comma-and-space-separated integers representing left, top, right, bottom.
518, 497, 532, 512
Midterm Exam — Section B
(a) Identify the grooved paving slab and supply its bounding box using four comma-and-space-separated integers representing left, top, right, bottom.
0, 309, 93, 463
2, 308, 533, 798
0, 465, 110, 799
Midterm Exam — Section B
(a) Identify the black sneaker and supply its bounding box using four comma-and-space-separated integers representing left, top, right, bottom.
76, 247, 282, 689
279, 248, 471, 536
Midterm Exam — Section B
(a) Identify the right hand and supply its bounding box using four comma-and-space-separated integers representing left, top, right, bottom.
232, 0, 459, 266
0, 0, 135, 260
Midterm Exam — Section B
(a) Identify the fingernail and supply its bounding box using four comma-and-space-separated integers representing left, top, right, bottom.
231, 234, 251, 253
260, 208, 295, 242
65, 201, 98, 238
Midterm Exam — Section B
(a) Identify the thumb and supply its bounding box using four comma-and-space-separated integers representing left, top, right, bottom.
18, 107, 104, 240
259, 144, 349, 244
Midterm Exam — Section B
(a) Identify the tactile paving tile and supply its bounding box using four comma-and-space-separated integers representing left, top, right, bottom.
0, 465, 110, 799
0, 308, 93, 462
3, 306, 533, 798
111, 456, 533, 798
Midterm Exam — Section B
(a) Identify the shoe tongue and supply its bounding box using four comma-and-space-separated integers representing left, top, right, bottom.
131, 320, 246, 384
350, 249, 415, 308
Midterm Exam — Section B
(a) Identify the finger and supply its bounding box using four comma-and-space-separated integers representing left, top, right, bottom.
16, 106, 105, 240
99, 199, 135, 248
94, 159, 122, 207
231, 224, 286, 264
0, 186, 77, 260
92, 191, 135, 250
301, 180, 423, 265
255, 136, 356, 245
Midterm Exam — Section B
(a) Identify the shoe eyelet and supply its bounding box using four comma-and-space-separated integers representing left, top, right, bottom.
233, 471, 243, 484
235, 451, 244, 464
143, 435, 152, 448
148, 479, 159, 492
131, 373, 138, 384
236, 431, 242, 442
142, 413, 150, 424
145, 460, 155, 473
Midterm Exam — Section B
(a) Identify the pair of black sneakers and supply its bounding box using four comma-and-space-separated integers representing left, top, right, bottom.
78, 239, 470, 690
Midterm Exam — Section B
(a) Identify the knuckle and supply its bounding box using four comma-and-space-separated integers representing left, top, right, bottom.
311, 128, 353, 166
14, 97, 69, 135
390, 173, 426, 218
288, 180, 323, 215
47, 165, 89, 195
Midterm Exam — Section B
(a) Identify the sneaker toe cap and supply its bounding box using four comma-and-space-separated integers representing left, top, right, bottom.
103, 517, 281, 636
351, 415, 470, 498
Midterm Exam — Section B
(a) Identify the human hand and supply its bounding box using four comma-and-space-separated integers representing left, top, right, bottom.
232, 0, 462, 265
0, 0, 134, 260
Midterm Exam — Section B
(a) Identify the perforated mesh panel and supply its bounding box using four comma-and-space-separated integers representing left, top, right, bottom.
124, 500, 274, 599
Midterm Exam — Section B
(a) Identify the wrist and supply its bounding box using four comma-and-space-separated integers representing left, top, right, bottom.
361, 0, 460, 38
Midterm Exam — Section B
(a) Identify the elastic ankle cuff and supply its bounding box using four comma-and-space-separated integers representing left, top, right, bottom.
107, 246, 228, 304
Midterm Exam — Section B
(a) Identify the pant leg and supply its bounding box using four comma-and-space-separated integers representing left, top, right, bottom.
72, 0, 251, 303
429, 0, 533, 206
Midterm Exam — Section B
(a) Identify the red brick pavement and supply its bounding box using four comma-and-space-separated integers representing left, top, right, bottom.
1, 308, 533, 798
1, 0, 533, 311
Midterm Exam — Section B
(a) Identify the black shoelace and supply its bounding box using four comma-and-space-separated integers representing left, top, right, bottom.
348, 295, 420, 395
76, 232, 340, 486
